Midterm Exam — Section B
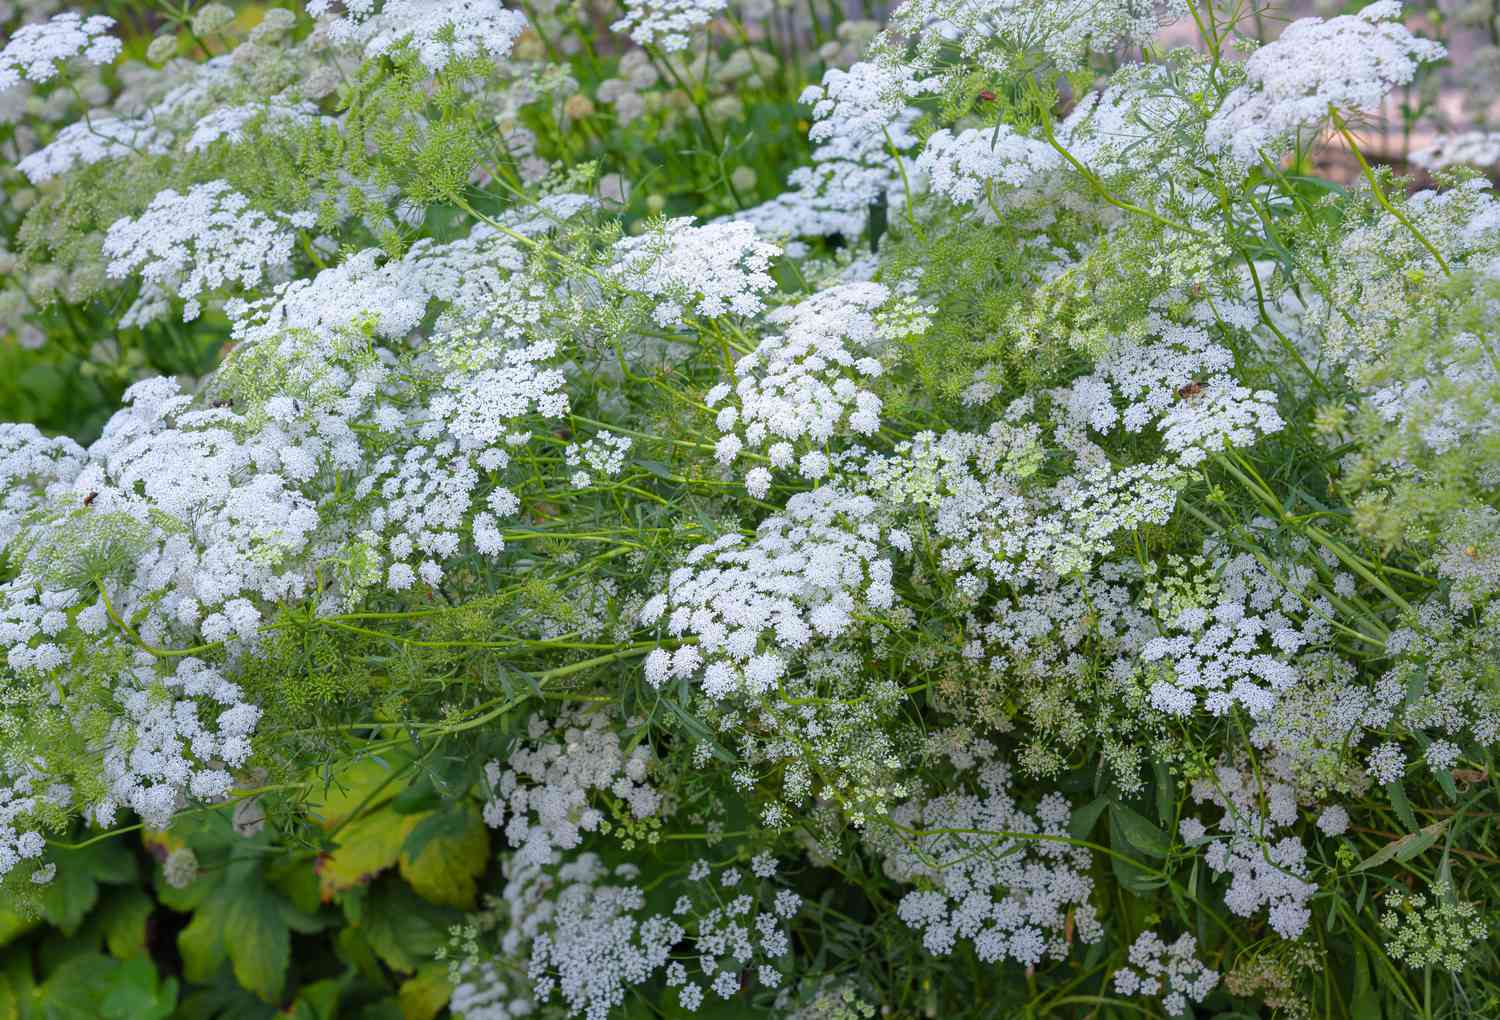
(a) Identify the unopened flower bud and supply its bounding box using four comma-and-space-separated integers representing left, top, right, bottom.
192, 3, 237, 36
146, 35, 179, 64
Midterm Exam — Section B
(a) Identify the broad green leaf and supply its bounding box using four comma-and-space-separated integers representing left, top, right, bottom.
177, 895, 231, 984
282, 974, 349, 1020
38, 840, 136, 935
1069, 795, 1109, 841
357, 878, 458, 974
399, 804, 490, 909
224, 885, 291, 1003
98, 957, 176, 1020
1384, 781, 1418, 831
0, 906, 39, 950
98, 887, 154, 960
306, 751, 416, 830
397, 964, 452, 1020
1109, 802, 1170, 858
0, 953, 37, 1020
317, 805, 419, 899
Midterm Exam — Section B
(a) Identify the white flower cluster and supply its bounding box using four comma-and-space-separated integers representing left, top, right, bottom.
1139, 549, 1337, 719
1112, 931, 1220, 1017
1057, 63, 1207, 187
916, 125, 1061, 212
0, 769, 49, 882
458, 852, 801, 1020
481, 708, 664, 868
0, 423, 85, 550
1411, 131, 1500, 172
309, 0, 528, 71
103, 180, 303, 322
1052, 317, 1285, 469
706, 282, 898, 495
609, 218, 780, 328
610, 0, 726, 52
878, 741, 1103, 965
1205, 1, 1445, 166
1181, 765, 1318, 939
15, 115, 169, 183
96, 657, 261, 829
879, 0, 1175, 78
863, 421, 1178, 583
184, 99, 328, 153
641, 484, 895, 700
0, 11, 121, 91
564, 431, 632, 489
737, 61, 922, 240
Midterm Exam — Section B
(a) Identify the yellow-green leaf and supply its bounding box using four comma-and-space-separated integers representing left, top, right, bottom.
398, 964, 452, 1020
398, 805, 489, 909
317, 806, 420, 900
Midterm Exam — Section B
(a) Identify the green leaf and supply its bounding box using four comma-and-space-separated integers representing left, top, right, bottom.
1354, 819, 1449, 872
224, 885, 291, 1003
98, 887, 154, 960
1153, 761, 1175, 828
0, 906, 39, 950
1109, 802, 1170, 858
0, 953, 37, 1020
357, 879, 458, 974
1385, 781, 1418, 831
98, 957, 176, 1020
38, 841, 136, 935
399, 802, 489, 909
1069, 795, 1109, 841
397, 964, 451, 1020
178, 894, 231, 985
317, 804, 418, 899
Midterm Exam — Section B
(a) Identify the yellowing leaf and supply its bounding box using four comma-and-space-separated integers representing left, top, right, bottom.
306, 752, 415, 831
398, 964, 452, 1020
398, 804, 489, 910
317, 806, 421, 900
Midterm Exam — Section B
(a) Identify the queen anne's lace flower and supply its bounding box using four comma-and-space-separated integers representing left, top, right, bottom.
16, 116, 170, 183
609, 218, 780, 328
103, 181, 301, 322
708, 282, 898, 489
1113, 931, 1220, 1017
916, 125, 1061, 210
0, 12, 122, 91
1205, 1, 1445, 166
876, 740, 1103, 965
642, 485, 895, 700
310, 0, 528, 70
610, 0, 726, 51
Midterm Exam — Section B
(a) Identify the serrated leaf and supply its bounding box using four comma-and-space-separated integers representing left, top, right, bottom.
317, 805, 420, 899
98, 957, 176, 1020
399, 804, 489, 909
1354, 820, 1449, 872
177, 895, 230, 985
38, 840, 136, 935
306, 752, 415, 830
1385, 781, 1418, 831
398, 964, 452, 1020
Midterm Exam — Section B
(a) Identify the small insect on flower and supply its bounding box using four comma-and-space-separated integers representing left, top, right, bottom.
1177, 382, 1204, 399
978, 89, 996, 102
82, 491, 97, 506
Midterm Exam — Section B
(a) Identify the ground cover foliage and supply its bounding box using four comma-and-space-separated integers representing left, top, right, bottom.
1, 0, 1499, 1017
